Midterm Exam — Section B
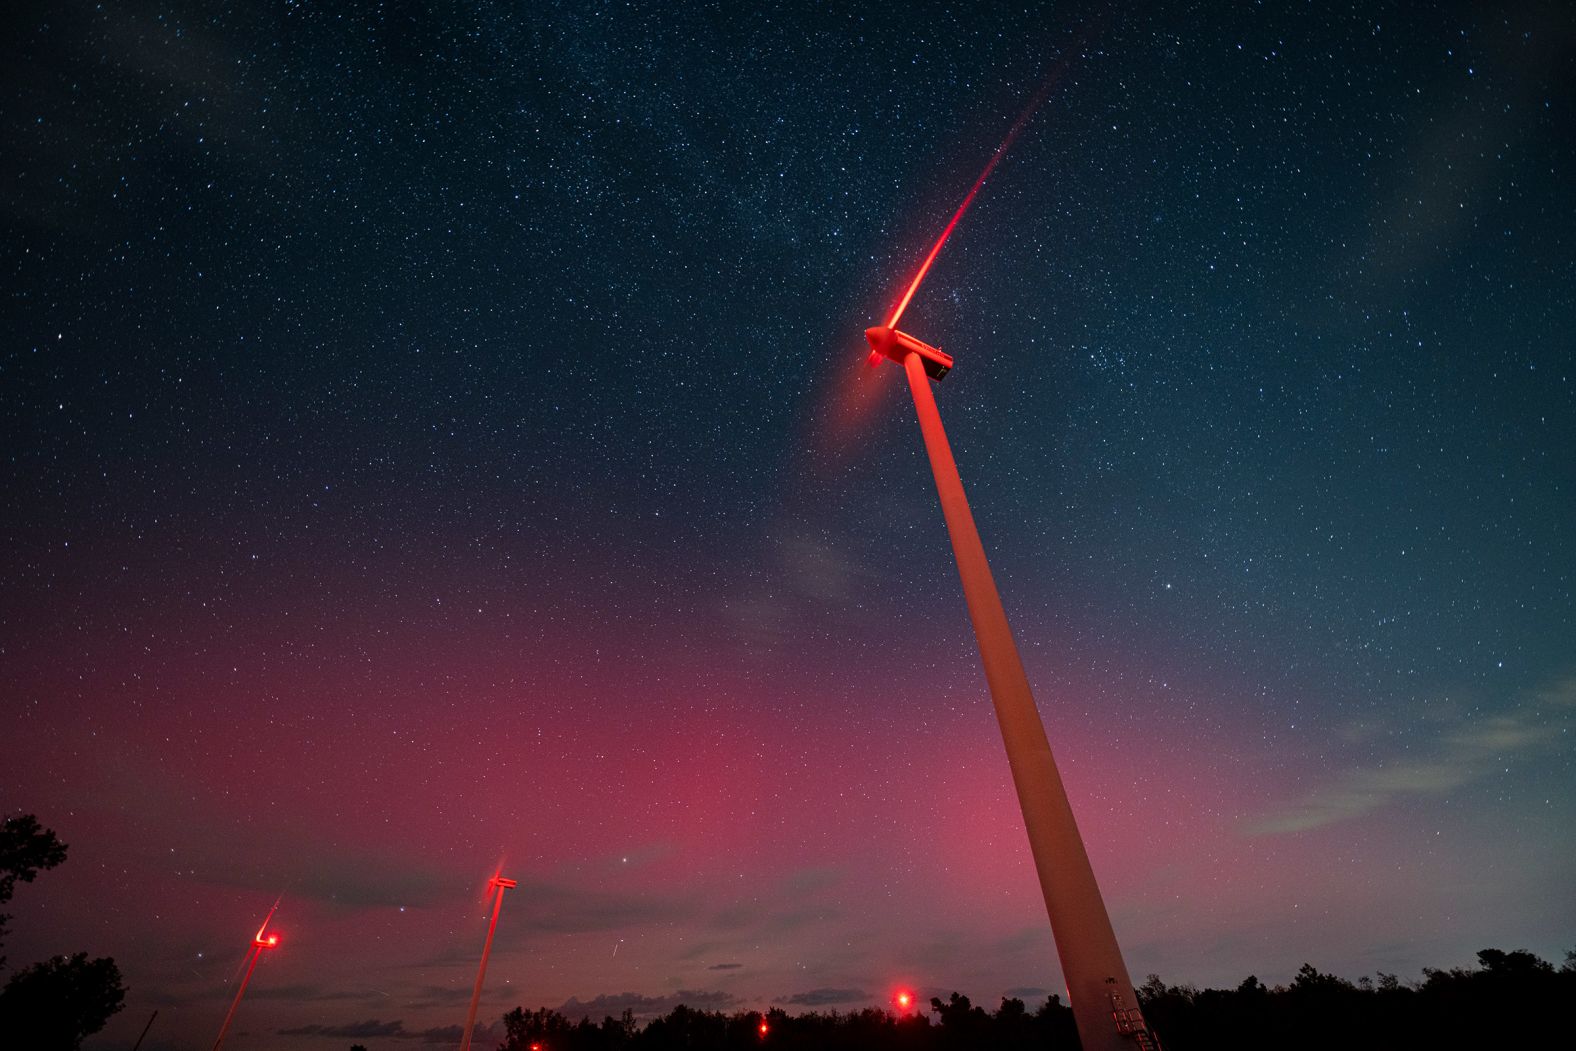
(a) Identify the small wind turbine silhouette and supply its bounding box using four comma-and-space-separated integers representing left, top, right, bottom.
211, 901, 281, 1051
458, 873, 517, 1051
860, 87, 1160, 1051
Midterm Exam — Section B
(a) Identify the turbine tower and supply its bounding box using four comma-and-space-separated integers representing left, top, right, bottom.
860, 95, 1159, 1051
458, 874, 517, 1051
212, 906, 280, 1051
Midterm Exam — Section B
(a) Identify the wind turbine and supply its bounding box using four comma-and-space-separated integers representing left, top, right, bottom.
212, 903, 280, 1051
458, 873, 517, 1051
861, 92, 1160, 1051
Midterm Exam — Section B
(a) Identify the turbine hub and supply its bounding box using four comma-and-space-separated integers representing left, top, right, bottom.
865, 326, 953, 381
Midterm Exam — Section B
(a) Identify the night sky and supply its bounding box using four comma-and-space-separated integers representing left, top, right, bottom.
4, 2, 1574, 1048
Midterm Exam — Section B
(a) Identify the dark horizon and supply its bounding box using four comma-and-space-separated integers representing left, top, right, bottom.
123, 946, 1576, 1050
3, 1, 1574, 1049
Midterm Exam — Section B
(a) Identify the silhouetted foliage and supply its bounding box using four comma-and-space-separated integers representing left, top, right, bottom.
492, 949, 1576, 1051
0, 814, 126, 1050
926, 991, 986, 1050
486, 992, 1069, 1051
495, 1001, 935, 1051
1134, 948, 1576, 1050
0, 952, 126, 1051
0, 813, 69, 966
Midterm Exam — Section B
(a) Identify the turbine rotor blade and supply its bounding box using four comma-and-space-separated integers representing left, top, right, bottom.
885, 68, 1062, 330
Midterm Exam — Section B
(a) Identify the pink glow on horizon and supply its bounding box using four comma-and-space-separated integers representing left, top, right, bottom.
0, 585, 1506, 1049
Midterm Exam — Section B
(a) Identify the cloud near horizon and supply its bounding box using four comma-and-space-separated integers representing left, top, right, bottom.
783, 987, 869, 1006
278, 1019, 405, 1039
557, 989, 739, 1019
1248, 676, 1575, 834
277, 1019, 496, 1043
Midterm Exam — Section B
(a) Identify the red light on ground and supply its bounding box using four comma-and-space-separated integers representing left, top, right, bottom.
758, 1021, 769, 1037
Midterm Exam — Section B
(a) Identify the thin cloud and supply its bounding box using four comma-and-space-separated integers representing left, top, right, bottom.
1005, 986, 1051, 1000
719, 527, 883, 649
512, 878, 704, 936
557, 989, 738, 1020
277, 1020, 497, 1044
784, 987, 869, 1006
402, 984, 476, 1008
251, 983, 365, 1002
1249, 676, 1575, 834
414, 1023, 483, 1044
278, 1020, 406, 1038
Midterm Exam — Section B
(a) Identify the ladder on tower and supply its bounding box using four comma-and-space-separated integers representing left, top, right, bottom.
1109, 990, 1164, 1051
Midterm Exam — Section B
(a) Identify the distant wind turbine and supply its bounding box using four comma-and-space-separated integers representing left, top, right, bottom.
212, 903, 281, 1051
458, 873, 517, 1051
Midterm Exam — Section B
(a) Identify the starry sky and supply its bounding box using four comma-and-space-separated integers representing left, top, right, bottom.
3, 1, 1574, 1048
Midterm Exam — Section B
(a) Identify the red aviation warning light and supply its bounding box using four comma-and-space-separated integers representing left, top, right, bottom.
894, 989, 915, 1012
865, 327, 953, 381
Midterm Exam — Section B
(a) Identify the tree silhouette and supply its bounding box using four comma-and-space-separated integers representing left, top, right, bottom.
498, 1005, 576, 1050
482, 958, 1576, 1051
928, 992, 988, 1050
0, 952, 125, 1051
0, 813, 69, 968
0, 814, 126, 1050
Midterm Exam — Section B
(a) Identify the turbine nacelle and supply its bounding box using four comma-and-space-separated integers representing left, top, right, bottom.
865, 326, 953, 381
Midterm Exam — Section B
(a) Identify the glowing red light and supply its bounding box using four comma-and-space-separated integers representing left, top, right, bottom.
758, 1021, 769, 1037
896, 990, 914, 1010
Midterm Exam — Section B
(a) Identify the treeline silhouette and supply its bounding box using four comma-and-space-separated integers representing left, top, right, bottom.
0, 814, 125, 1051
486, 948, 1576, 1051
